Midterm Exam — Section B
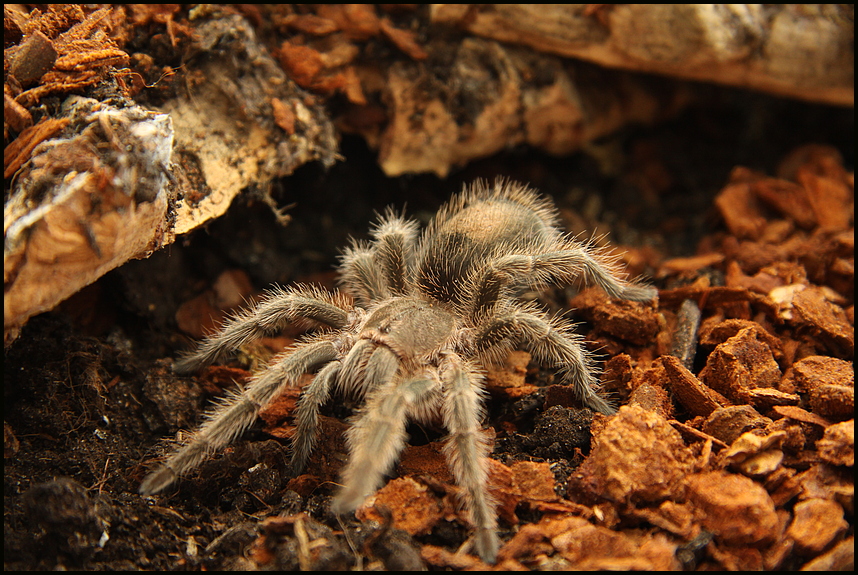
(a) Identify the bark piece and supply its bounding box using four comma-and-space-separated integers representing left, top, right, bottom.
357, 476, 444, 537
627, 361, 674, 419
483, 350, 530, 392
356, 36, 689, 177
698, 318, 782, 359
808, 383, 855, 422
549, 522, 679, 570
573, 405, 694, 504
432, 5, 853, 106
700, 327, 782, 404
816, 420, 854, 467
570, 287, 661, 346
799, 538, 855, 571
722, 430, 787, 478
794, 464, 854, 508
686, 471, 779, 546
662, 354, 728, 418
165, 14, 338, 237
4, 99, 173, 344
702, 405, 771, 446
4, 11, 339, 343
788, 287, 854, 357
780, 355, 854, 394
786, 498, 848, 555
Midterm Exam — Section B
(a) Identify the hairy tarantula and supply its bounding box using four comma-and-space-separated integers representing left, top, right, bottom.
140, 179, 656, 563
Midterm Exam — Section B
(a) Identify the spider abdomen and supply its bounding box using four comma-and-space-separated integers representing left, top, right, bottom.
416, 193, 561, 304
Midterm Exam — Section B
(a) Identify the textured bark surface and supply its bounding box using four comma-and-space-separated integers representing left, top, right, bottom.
432, 5, 854, 107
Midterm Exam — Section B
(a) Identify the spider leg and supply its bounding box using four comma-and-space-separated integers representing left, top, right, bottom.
370, 210, 419, 295
289, 360, 340, 474
468, 242, 656, 320
174, 286, 350, 374
331, 346, 434, 514
338, 338, 375, 395
339, 242, 390, 306
140, 340, 339, 495
339, 211, 419, 305
475, 306, 615, 415
439, 353, 499, 563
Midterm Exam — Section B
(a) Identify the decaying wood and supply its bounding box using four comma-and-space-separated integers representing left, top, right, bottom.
4, 99, 174, 344
4, 6, 337, 343
163, 13, 338, 235
350, 39, 690, 177
431, 4, 854, 107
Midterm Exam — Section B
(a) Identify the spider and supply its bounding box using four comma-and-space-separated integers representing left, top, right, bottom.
139, 179, 656, 563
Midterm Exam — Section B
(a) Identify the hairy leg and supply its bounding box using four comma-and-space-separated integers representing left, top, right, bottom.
439, 353, 499, 563
475, 307, 614, 415
140, 340, 339, 494
289, 360, 340, 473
331, 347, 436, 514
174, 286, 350, 373
467, 242, 656, 320
370, 210, 419, 295
339, 242, 390, 306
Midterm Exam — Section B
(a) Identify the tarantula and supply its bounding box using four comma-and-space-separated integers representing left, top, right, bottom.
139, 179, 656, 563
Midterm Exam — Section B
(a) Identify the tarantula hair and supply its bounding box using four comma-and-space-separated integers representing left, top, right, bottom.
139, 178, 657, 563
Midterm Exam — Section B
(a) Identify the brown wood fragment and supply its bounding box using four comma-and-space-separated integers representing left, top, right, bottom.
4, 89, 33, 133
282, 13, 339, 36
772, 405, 832, 428
780, 355, 855, 393
799, 538, 855, 571
668, 420, 729, 449
686, 471, 779, 545
20, 5, 86, 38
808, 384, 855, 422
714, 171, 769, 240
379, 17, 427, 60
573, 405, 694, 504
662, 355, 726, 417
786, 498, 848, 555
702, 405, 771, 445
658, 252, 724, 276
747, 387, 800, 411
271, 97, 296, 134
816, 421, 854, 467
357, 476, 444, 536
698, 318, 783, 359
598, 353, 634, 403
628, 363, 673, 418
570, 287, 660, 346
8, 30, 57, 86
316, 4, 381, 41
722, 430, 787, 477
751, 177, 817, 229
790, 287, 853, 357
668, 299, 702, 369
3, 116, 69, 178
432, 4, 853, 106
699, 327, 782, 404
277, 42, 326, 88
